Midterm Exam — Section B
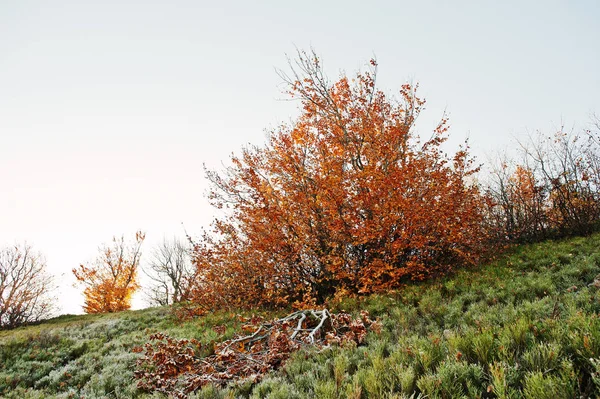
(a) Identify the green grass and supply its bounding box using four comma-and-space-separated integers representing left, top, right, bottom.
2, 234, 600, 398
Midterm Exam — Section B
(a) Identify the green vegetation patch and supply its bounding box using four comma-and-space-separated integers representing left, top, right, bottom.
2, 234, 600, 398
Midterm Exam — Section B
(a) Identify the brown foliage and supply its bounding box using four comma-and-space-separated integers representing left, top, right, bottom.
0, 243, 55, 329
73, 231, 145, 314
485, 163, 548, 243
485, 127, 600, 243
190, 51, 487, 309
134, 309, 380, 398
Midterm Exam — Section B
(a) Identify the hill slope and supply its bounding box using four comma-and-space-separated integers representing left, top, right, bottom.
1, 234, 600, 398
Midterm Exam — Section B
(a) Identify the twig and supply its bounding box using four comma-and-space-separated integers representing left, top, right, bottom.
223, 325, 265, 351
308, 309, 330, 344
290, 312, 307, 340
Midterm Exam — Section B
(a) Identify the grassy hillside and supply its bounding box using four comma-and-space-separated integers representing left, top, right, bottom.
1, 234, 600, 398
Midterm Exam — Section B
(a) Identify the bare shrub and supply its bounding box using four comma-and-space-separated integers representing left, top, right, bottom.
144, 237, 195, 306
0, 243, 55, 329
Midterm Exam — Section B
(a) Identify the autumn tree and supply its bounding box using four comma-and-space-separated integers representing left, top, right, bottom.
144, 237, 195, 306
484, 159, 548, 243
0, 243, 55, 329
190, 50, 487, 309
73, 231, 145, 313
525, 129, 600, 236
485, 124, 600, 243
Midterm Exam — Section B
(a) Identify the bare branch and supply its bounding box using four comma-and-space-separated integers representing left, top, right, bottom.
0, 243, 56, 329
144, 236, 195, 307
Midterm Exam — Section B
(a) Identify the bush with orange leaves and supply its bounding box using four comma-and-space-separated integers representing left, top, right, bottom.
189, 51, 488, 310
73, 231, 145, 313
485, 127, 600, 243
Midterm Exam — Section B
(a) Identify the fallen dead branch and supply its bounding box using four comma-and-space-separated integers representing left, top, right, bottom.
134, 309, 381, 398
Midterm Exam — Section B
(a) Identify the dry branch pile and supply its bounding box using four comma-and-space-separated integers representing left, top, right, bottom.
134, 309, 381, 398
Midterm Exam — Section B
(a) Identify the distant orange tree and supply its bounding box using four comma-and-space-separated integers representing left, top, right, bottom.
191, 51, 487, 309
73, 231, 145, 313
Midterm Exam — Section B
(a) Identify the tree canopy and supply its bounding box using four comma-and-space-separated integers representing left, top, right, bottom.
191, 52, 487, 309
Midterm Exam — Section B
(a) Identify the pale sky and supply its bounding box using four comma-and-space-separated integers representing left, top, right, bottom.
1, 1, 599, 315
